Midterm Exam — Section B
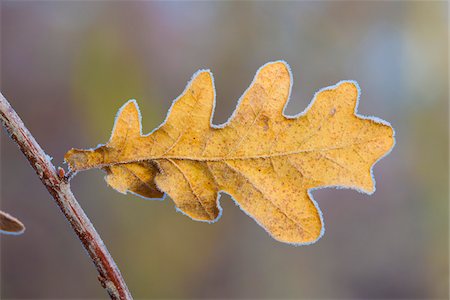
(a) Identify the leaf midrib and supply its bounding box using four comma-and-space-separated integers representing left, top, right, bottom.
81, 135, 386, 170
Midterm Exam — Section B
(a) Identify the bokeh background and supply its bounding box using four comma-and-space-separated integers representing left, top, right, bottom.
0, 1, 448, 299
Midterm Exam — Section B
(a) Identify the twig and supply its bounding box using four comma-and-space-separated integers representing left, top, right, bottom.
0, 92, 133, 300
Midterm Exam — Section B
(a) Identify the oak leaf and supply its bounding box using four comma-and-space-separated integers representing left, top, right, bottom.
0, 210, 25, 235
65, 61, 395, 245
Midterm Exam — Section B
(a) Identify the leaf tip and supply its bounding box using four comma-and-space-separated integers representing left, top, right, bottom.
0, 211, 25, 235
117, 99, 141, 120
336, 80, 360, 98
259, 60, 292, 78
190, 69, 214, 87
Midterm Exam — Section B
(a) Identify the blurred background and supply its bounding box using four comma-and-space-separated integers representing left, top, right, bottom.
0, 1, 448, 299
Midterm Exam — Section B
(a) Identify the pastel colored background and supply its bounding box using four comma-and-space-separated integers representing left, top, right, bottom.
1, 1, 448, 299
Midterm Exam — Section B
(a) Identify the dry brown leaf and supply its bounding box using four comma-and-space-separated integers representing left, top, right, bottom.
65, 61, 395, 245
0, 210, 25, 235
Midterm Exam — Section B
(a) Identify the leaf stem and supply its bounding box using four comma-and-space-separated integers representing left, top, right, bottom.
0, 92, 133, 299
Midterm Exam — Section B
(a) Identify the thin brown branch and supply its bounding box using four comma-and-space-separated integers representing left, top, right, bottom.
0, 92, 133, 300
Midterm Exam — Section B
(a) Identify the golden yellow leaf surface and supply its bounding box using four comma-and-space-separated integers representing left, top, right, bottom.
65, 61, 395, 245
